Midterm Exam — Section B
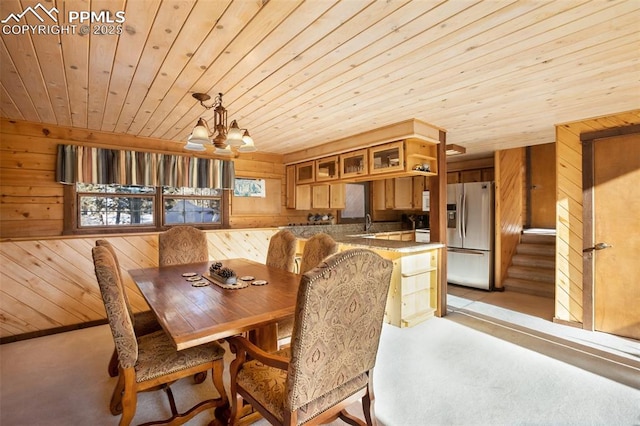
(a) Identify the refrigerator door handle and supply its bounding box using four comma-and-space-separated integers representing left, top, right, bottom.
457, 194, 463, 240
462, 193, 467, 239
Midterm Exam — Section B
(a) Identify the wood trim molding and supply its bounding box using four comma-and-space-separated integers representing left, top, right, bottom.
433, 129, 447, 317
581, 138, 595, 331
580, 124, 640, 142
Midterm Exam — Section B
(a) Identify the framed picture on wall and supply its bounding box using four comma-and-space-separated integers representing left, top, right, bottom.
233, 178, 266, 197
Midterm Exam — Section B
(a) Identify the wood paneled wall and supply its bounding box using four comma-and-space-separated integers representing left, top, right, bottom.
554, 109, 640, 326
0, 118, 311, 238
0, 228, 278, 340
494, 148, 525, 288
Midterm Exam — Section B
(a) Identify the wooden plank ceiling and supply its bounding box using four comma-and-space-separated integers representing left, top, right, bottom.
1, 0, 638, 158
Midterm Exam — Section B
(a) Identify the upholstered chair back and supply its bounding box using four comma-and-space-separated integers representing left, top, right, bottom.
158, 226, 208, 267
298, 232, 338, 275
265, 230, 297, 272
92, 246, 138, 368
285, 249, 393, 412
95, 239, 136, 325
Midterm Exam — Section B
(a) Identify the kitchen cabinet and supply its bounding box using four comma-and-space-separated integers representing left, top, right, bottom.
309, 183, 345, 209
369, 141, 404, 175
335, 245, 438, 328
340, 149, 368, 179
312, 185, 330, 209
330, 183, 346, 209
315, 156, 339, 181
295, 185, 311, 210
412, 176, 426, 210
481, 168, 494, 181
296, 161, 315, 184
375, 177, 426, 210
394, 177, 413, 209
286, 165, 296, 209
372, 180, 386, 211
384, 248, 438, 327
448, 168, 494, 184
405, 139, 438, 176
384, 179, 395, 209
461, 169, 482, 183
447, 172, 460, 184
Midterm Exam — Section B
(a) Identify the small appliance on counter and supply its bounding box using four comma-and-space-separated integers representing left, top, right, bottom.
415, 229, 430, 243
403, 214, 429, 230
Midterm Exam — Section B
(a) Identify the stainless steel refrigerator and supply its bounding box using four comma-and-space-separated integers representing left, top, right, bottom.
446, 181, 494, 290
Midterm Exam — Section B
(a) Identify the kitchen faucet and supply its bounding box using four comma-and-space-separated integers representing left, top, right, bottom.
365, 213, 372, 232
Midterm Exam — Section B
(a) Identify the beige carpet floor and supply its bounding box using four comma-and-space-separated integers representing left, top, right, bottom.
1, 290, 639, 426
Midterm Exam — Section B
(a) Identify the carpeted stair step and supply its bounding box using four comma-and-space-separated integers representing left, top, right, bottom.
520, 233, 556, 245
512, 253, 555, 269
507, 265, 555, 283
516, 243, 555, 257
503, 277, 555, 298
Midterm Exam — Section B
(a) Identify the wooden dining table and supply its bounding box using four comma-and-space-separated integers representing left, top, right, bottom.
128, 258, 300, 352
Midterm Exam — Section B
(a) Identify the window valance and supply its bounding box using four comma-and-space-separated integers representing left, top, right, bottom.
56, 145, 234, 189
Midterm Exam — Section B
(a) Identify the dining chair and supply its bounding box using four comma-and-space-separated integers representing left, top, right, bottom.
227, 248, 393, 426
95, 240, 162, 378
158, 225, 209, 267
92, 245, 227, 426
265, 229, 297, 273
277, 233, 338, 345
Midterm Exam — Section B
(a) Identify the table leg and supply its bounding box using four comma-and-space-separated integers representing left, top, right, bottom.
248, 323, 278, 352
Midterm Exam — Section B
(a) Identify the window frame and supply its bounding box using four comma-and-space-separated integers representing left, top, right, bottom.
63, 184, 230, 235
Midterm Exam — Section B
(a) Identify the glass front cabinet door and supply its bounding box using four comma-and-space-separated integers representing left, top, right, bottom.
340, 149, 368, 179
315, 155, 339, 181
296, 161, 315, 184
369, 141, 404, 175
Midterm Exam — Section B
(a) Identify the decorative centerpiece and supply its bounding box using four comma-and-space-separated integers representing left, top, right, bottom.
209, 262, 237, 285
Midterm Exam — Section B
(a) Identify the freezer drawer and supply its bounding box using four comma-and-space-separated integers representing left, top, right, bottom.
447, 248, 493, 290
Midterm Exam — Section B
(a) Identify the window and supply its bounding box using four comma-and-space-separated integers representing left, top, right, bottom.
68, 183, 227, 233
338, 182, 370, 224
78, 183, 156, 227
163, 187, 222, 225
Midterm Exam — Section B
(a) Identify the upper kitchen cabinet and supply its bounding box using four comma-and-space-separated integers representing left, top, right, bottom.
404, 139, 438, 176
340, 149, 368, 179
367, 138, 438, 178
296, 161, 315, 184
315, 156, 340, 181
369, 141, 404, 175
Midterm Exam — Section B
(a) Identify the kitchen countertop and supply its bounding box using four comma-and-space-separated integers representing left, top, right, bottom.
280, 223, 442, 253
336, 236, 443, 253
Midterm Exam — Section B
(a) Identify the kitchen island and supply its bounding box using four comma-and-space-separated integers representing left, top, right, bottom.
284, 225, 444, 328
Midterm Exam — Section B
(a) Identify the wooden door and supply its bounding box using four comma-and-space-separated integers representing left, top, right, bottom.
586, 132, 640, 339
529, 143, 556, 229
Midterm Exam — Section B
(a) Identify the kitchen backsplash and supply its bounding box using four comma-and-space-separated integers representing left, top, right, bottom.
281, 221, 407, 238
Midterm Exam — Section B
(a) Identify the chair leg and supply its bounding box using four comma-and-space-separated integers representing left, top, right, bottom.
119, 376, 137, 426
110, 374, 125, 415
108, 348, 119, 377
362, 378, 377, 426
338, 409, 366, 426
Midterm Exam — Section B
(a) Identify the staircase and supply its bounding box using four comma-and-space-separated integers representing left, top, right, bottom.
503, 230, 556, 298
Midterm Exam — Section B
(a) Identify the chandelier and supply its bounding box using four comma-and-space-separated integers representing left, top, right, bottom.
185, 92, 256, 154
